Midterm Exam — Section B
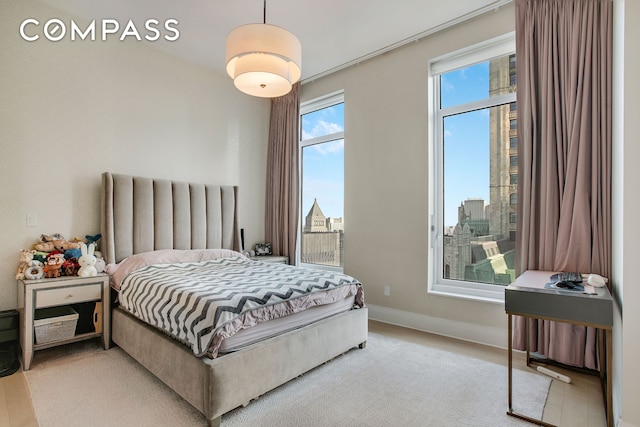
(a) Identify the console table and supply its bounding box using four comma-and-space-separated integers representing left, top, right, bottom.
505, 270, 613, 427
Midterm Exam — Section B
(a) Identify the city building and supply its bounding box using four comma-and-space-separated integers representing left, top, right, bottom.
443, 55, 516, 285
301, 199, 343, 267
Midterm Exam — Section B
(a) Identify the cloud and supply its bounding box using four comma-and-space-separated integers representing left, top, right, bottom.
302, 119, 344, 140
310, 139, 344, 155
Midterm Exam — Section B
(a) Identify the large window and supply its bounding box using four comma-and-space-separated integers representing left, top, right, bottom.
299, 91, 344, 270
429, 34, 517, 301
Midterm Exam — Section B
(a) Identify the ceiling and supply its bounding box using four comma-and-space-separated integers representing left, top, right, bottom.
40, 0, 511, 81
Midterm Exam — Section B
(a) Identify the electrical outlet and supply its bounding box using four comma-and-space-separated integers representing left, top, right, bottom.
384, 285, 391, 296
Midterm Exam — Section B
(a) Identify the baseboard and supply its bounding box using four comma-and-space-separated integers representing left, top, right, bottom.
367, 304, 508, 349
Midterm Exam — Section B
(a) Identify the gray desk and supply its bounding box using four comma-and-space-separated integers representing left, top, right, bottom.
505, 270, 613, 427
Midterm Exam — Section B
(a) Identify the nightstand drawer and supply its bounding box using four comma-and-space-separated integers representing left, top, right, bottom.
35, 284, 102, 308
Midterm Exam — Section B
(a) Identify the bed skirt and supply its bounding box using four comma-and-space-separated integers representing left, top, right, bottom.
111, 306, 368, 426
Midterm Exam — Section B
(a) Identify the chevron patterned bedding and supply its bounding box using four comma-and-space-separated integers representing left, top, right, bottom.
117, 256, 364, 357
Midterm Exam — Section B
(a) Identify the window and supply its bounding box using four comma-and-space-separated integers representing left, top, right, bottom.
299, 91, 345, 270
429, 33, 517, 301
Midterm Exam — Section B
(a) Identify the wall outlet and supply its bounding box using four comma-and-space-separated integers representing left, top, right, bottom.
384, 285, 391, 296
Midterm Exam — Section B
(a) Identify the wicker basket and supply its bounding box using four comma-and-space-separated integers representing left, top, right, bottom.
34, 306, 78, 344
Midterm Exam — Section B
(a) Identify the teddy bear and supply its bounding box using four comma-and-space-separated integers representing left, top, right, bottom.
33, 234, 81, 252
43, 253, 65, 278
16, 249, 36, 280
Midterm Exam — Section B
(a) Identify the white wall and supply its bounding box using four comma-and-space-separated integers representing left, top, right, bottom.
302, 4, 516, 345
0, 1, 270, 311
304, 4, 640, 425
619, 0, 640, 425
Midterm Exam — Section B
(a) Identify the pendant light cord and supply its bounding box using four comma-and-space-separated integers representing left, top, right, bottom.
263, 0, 266, 24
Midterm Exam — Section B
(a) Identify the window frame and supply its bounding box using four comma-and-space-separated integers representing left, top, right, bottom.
298, 90, 345, 272
428, 33, 516, 303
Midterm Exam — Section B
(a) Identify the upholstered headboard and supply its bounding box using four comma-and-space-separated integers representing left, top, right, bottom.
101, 172, 241, 264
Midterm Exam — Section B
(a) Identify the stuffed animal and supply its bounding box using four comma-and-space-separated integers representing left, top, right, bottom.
78, 242, 97, 277
43, 253, 65, 278
85, 234, 101, 248
95, 257, 106, 273
31, 252, 46, 264
53, 238, 80, 252
62, 257, 80, 276
16, 249, 36, 280
33, 234, 81, 252
64, 248, 82, 260
33, 234, 58, 252
24, 260, 44, 280
86, 234, 102, 259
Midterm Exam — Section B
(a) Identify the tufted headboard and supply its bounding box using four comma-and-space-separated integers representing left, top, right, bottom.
100, 172, 241, 264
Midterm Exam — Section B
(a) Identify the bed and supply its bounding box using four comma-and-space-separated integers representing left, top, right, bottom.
100, 172, 368, 427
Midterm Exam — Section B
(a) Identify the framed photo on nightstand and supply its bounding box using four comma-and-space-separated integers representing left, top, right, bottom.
255, 243, 272, 256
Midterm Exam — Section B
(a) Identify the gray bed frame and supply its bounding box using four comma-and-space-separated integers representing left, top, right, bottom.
100, 172, 368, 426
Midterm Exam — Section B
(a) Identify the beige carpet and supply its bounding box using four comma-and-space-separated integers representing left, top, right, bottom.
24, 333, 550, 426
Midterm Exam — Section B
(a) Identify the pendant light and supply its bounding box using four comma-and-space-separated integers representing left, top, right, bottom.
225, 0, 302, 98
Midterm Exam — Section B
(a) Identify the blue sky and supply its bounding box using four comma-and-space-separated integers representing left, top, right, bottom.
299, 61, 492, 227
301, 103, 344, 219
441, 62, 491, 227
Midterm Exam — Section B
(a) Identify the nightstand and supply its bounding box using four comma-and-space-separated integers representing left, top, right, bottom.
250, 255, 289, 264
17, 274, 110, 370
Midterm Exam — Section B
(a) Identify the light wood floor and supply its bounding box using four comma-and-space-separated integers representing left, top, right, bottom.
0, 320, 606, 427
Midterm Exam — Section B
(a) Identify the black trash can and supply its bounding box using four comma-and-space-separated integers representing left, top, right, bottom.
0, 310, 20, 377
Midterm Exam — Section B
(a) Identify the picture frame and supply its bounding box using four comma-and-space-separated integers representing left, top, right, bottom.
255, 243, 272, 256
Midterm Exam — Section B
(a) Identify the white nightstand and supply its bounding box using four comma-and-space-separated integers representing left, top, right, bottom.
250, 255, 289, 264
17, 273, 111, 370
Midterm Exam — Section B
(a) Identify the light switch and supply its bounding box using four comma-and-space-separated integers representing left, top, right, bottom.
26, 213, 38, 227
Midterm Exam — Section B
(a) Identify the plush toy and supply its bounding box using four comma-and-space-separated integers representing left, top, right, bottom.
33, 234, 58, 252
78, 242, 97, 277
16, 249, 36, 280
53, 238, 80, 252
43, 253, 65, 278
64, 248, 82, 260
33, 234, 81, 252
33, 251, 48, 264
24, 260, 44, 280
62, 257, 80, 276
85, 234, 101, 248
94, 257, 106, 273
85, 234, 102, 258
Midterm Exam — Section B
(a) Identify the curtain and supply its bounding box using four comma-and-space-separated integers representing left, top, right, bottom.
265, 82, 301, 264
514, 0, 612, 369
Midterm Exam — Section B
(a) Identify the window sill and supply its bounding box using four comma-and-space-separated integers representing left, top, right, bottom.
428, 283, 506, 304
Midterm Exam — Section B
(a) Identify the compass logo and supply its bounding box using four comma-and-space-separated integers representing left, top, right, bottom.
20, 18, 180, 42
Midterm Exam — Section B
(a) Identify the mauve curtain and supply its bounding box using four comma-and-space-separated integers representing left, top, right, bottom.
514, 0, 612, 369
265, 82, 300, 264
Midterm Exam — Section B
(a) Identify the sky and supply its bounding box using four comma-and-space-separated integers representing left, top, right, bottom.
301, 103, 345, 219
441, 62, 492, 227
299, 61, 494, 227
